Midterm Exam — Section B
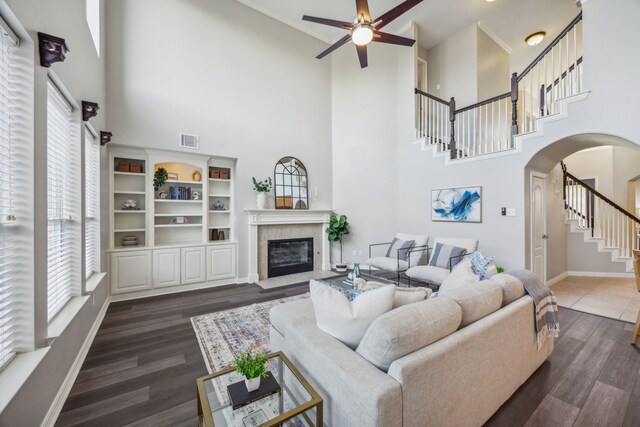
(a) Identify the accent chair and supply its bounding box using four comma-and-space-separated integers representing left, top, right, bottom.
366, 233, 429, 282
405, 237, 479, 289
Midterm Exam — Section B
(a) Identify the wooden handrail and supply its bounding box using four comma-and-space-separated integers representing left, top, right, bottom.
565, 170, 640, 224
414, 88, 449, 105
546, 57, 583, 93
518, 12, 583, 82
454, 92, 510, 115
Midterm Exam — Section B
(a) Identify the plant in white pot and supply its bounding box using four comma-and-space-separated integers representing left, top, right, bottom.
231, 346, 270, 392
252, 177, 272, 210
326, 213, 350, 272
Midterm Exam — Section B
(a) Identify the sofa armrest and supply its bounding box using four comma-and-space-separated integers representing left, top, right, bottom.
284, 323, 402, 427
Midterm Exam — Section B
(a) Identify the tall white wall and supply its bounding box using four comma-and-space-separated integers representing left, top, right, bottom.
105, 0, 333, 279
477, 28, 510, 100
426, 24, 478, 107
0, 0, 108, 426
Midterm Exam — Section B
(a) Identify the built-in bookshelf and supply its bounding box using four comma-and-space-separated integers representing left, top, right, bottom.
111, 155, 147, 249
109, 150, 236, 248
153, 162, 205, 246
208, 163, 234, 242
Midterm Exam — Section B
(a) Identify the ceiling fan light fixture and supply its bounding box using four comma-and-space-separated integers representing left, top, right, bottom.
525, 31, 546, 46
352, 24, 374, 46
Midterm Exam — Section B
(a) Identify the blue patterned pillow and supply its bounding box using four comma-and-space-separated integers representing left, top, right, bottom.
467, 251, 495, 279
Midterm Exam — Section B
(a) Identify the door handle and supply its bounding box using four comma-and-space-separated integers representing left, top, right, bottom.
542, 234, 549, 239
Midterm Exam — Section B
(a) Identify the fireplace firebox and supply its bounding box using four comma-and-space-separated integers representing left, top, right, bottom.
267, 237, 314, 278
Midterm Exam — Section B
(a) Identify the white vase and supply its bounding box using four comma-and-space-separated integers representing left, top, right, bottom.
256, 192, 268, 210
245, 377, 261, 392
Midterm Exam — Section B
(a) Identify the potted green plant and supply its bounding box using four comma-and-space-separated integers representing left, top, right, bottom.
326, 213, 350, 272
231, 346, 270, 392
153, 167, 168, 192
252, 177, 272, 210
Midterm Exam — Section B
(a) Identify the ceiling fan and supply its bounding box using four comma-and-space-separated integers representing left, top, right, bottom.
302, 0, 423, 68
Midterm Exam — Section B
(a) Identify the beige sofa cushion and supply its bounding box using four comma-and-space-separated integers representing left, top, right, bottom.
356, 297, 462, 371
439, 280, 503, 327
362, 281, 432, 308
489, 273, 526, 306
269, 299, 315, 338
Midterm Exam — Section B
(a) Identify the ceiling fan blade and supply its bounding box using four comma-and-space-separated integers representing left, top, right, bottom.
355, 0, 371, 22
356, 44, 368, 68
316, 34, 352, 59
372, 31, 416, 47
374, 0, 423, 30
302, 15, 354, 30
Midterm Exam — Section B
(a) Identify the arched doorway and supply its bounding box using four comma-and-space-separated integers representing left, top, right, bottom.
525, 133, 640, 321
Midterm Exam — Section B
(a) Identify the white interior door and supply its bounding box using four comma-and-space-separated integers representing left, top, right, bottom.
530, 173, 547, 282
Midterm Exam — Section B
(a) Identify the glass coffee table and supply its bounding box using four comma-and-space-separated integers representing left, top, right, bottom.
196, 351, 323, 427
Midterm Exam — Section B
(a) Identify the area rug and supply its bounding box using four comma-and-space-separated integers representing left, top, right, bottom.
190, 294, 310, 426
190, 293, 309, 374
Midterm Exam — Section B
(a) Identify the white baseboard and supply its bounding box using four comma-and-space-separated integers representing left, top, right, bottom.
41, 297, 110, 427
567, 271, 635, 279
547, 272, 569, 287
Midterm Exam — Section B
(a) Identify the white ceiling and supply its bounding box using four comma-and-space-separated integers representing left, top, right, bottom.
235, 0, 580, 70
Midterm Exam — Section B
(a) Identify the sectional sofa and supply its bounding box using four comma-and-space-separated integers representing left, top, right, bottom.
269, 276, 554, 426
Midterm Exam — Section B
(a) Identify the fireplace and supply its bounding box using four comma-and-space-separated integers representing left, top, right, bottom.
267, 237, 314, 278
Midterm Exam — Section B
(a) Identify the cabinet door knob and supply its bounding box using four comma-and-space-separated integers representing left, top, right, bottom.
542, 234, 549, 239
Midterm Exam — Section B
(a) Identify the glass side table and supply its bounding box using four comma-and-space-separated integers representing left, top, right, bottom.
197, 351, 323, 427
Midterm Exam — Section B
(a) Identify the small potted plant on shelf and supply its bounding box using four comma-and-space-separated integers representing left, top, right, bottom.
231, 346, 270, 392
153, 167, 168, 192
252, 177, 272, 210
326, 213, 350, 272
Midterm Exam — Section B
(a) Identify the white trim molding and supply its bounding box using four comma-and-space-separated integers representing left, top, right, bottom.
546, 272, 569, 287
244, 209, 334, 283
567, 271, 635, 279
41, 297, 110, 427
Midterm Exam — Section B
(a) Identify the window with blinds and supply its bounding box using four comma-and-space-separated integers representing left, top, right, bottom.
85, 129, 100, 278
47, 81, 80, 321
0, 18, 18, 370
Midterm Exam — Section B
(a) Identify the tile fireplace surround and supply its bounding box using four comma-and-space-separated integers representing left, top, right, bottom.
245, 209, 334, 283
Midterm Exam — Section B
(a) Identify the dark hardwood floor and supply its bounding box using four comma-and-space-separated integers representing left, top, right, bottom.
56, 283, 640, 426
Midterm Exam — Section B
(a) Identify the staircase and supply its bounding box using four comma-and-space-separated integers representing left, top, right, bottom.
415, 13, 583, 161
562, 162, 640, 272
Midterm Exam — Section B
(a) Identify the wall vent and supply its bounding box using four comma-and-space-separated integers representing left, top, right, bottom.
180, 133, 199, 150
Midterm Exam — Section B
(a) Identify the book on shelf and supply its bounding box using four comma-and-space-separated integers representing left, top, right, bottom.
169, 186, 195, 200
227, 372, 281, 410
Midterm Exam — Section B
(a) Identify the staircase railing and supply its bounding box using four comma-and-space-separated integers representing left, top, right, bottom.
562, 162, 640, 258
415, 12, 583, 160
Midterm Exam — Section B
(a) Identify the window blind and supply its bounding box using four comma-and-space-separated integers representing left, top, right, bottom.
84, 129, 100, 278
47, 81, 79, 320
0, 23, 19, 370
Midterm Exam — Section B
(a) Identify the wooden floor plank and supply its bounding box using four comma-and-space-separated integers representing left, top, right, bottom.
523, 394, 580, 427
573, 381, 629, 427
56, 387, 150, 427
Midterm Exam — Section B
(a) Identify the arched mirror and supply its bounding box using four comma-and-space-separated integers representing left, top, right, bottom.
274, 157, 308, 209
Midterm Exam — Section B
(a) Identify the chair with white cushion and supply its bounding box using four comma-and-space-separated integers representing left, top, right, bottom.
366, 233, 429, 282
405, 237, 478, 289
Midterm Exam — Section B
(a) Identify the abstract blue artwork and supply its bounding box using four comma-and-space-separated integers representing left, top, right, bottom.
431, 187, 482, 223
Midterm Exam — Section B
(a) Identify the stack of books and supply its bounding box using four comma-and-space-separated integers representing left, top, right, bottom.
169, 186, 192, 200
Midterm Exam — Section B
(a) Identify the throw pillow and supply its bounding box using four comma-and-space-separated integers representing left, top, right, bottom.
361, 281, 432, 308
439, 259, 480, 291
309, 280, 395, 348
428, 243, 467, 269
467, 251, 495, 279
386, 238, 415, 260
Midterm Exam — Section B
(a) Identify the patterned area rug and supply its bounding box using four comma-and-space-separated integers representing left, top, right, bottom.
190, 294, 309, 374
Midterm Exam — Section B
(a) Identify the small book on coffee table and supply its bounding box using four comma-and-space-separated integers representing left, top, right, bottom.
227, 372, 281, 410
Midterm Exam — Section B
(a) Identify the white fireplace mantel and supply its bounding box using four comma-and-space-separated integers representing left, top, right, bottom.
245, 209, 334, 283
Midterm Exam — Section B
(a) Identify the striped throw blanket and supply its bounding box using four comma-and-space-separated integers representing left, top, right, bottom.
507, 269, 559, 348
